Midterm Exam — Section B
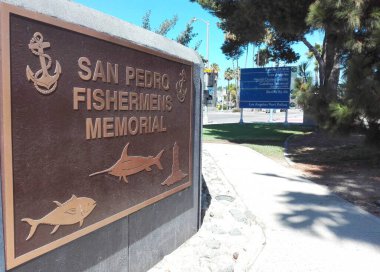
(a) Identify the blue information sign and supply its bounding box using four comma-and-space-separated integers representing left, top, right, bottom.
239, 67, 291, 109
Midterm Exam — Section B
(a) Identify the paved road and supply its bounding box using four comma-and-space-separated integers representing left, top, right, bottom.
205, 143, 380, 272
203, 108, 304, 124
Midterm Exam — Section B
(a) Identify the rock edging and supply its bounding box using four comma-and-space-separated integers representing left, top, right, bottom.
149, 149, 265, 271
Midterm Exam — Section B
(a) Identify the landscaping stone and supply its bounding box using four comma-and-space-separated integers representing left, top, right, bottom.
229, 228, 242, 236
215, 195, 235, 202
229, 209, 248, 224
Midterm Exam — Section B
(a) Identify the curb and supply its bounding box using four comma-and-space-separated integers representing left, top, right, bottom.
283, 134, 296, 167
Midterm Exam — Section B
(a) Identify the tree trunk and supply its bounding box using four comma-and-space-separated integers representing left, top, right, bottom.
227, 80, 230, 109
321, 27, 341, 101
236, 59, 240, 109
301, 33, 341, 100
301, 31, 342, 126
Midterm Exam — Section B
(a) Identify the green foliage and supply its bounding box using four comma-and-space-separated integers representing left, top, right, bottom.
262, 30, 300, 64
328, 102, 357, 133
141, 10, 151, 31
224, 67, 234, 82
297, 62, 310, 82
176, 22, 197, 46
328, 1, 380, 142
344, 46, 380, 143
210, 63, 220, 73
221, 34, 245, 60
155, 15, 178, 36
192, 0, 311, 62
141, 10, 198, 47
292, 62, 314, 110
193, 40, 202, 51
254, 48, 270, 67
142, 10, 177, 35
227, 83, 237, 103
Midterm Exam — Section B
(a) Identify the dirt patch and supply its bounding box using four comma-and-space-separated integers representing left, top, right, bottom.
287, 132, 380, 217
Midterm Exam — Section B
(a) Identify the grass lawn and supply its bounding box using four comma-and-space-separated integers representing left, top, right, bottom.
203, 123, 313, 162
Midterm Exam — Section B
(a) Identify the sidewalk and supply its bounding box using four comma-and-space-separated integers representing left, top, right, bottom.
206, 143, 380, 272
151, 143, 380, 271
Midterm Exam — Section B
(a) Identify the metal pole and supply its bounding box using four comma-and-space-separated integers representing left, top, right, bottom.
257, 47, 260, 67
285, 109, 288, 124
221, 89, 224, 111
245, 43, 249, 68
237, 59, 243, 124
239, 108, 244, 124
192, 18, 210, 67
206, 22, 209, 68
227, 80, 230, 110
269, 109, 273, 122
204, 105, 209, 124
253, 44, 255, 67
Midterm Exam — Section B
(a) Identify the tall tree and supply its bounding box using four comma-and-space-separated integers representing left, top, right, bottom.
210, 63, 220, 73
342, 13, 380, 142
224, 68, 234, 83
224, 67, 234, 108
227, 83, 237, 105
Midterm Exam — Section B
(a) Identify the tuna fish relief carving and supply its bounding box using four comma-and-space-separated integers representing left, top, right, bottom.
89, 143, 164, 183
22, 195, 96, 241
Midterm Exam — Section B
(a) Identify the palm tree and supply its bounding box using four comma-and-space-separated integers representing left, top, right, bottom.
224, 67, 234, 109
298, 62, 310, 83
210, 63, 220, 74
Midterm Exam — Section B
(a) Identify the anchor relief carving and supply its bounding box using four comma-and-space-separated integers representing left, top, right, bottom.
26, 32, 62, 95
176, 69, 187, 103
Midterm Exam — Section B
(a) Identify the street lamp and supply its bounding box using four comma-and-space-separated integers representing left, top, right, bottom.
191, 17, 209, 67
191, 17, 211, 121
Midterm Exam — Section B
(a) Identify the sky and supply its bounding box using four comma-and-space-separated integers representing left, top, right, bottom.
73, 0, 324, 87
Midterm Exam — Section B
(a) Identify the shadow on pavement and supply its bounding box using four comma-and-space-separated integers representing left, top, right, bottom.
277, 191, 380, 248
252, 172, 308, 183
200, 175, 211, 225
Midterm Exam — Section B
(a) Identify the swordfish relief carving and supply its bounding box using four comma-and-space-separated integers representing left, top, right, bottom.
21, 195, 96, 241
89, 143, 164, 183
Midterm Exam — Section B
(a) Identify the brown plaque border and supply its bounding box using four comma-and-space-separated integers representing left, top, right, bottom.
0, 3, 194, 269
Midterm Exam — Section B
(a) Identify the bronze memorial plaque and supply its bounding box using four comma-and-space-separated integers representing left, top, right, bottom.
0, 4, 193, 269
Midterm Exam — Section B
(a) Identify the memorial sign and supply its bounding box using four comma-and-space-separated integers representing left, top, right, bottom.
240, 67, 291, 109
0, 4, 193, 269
